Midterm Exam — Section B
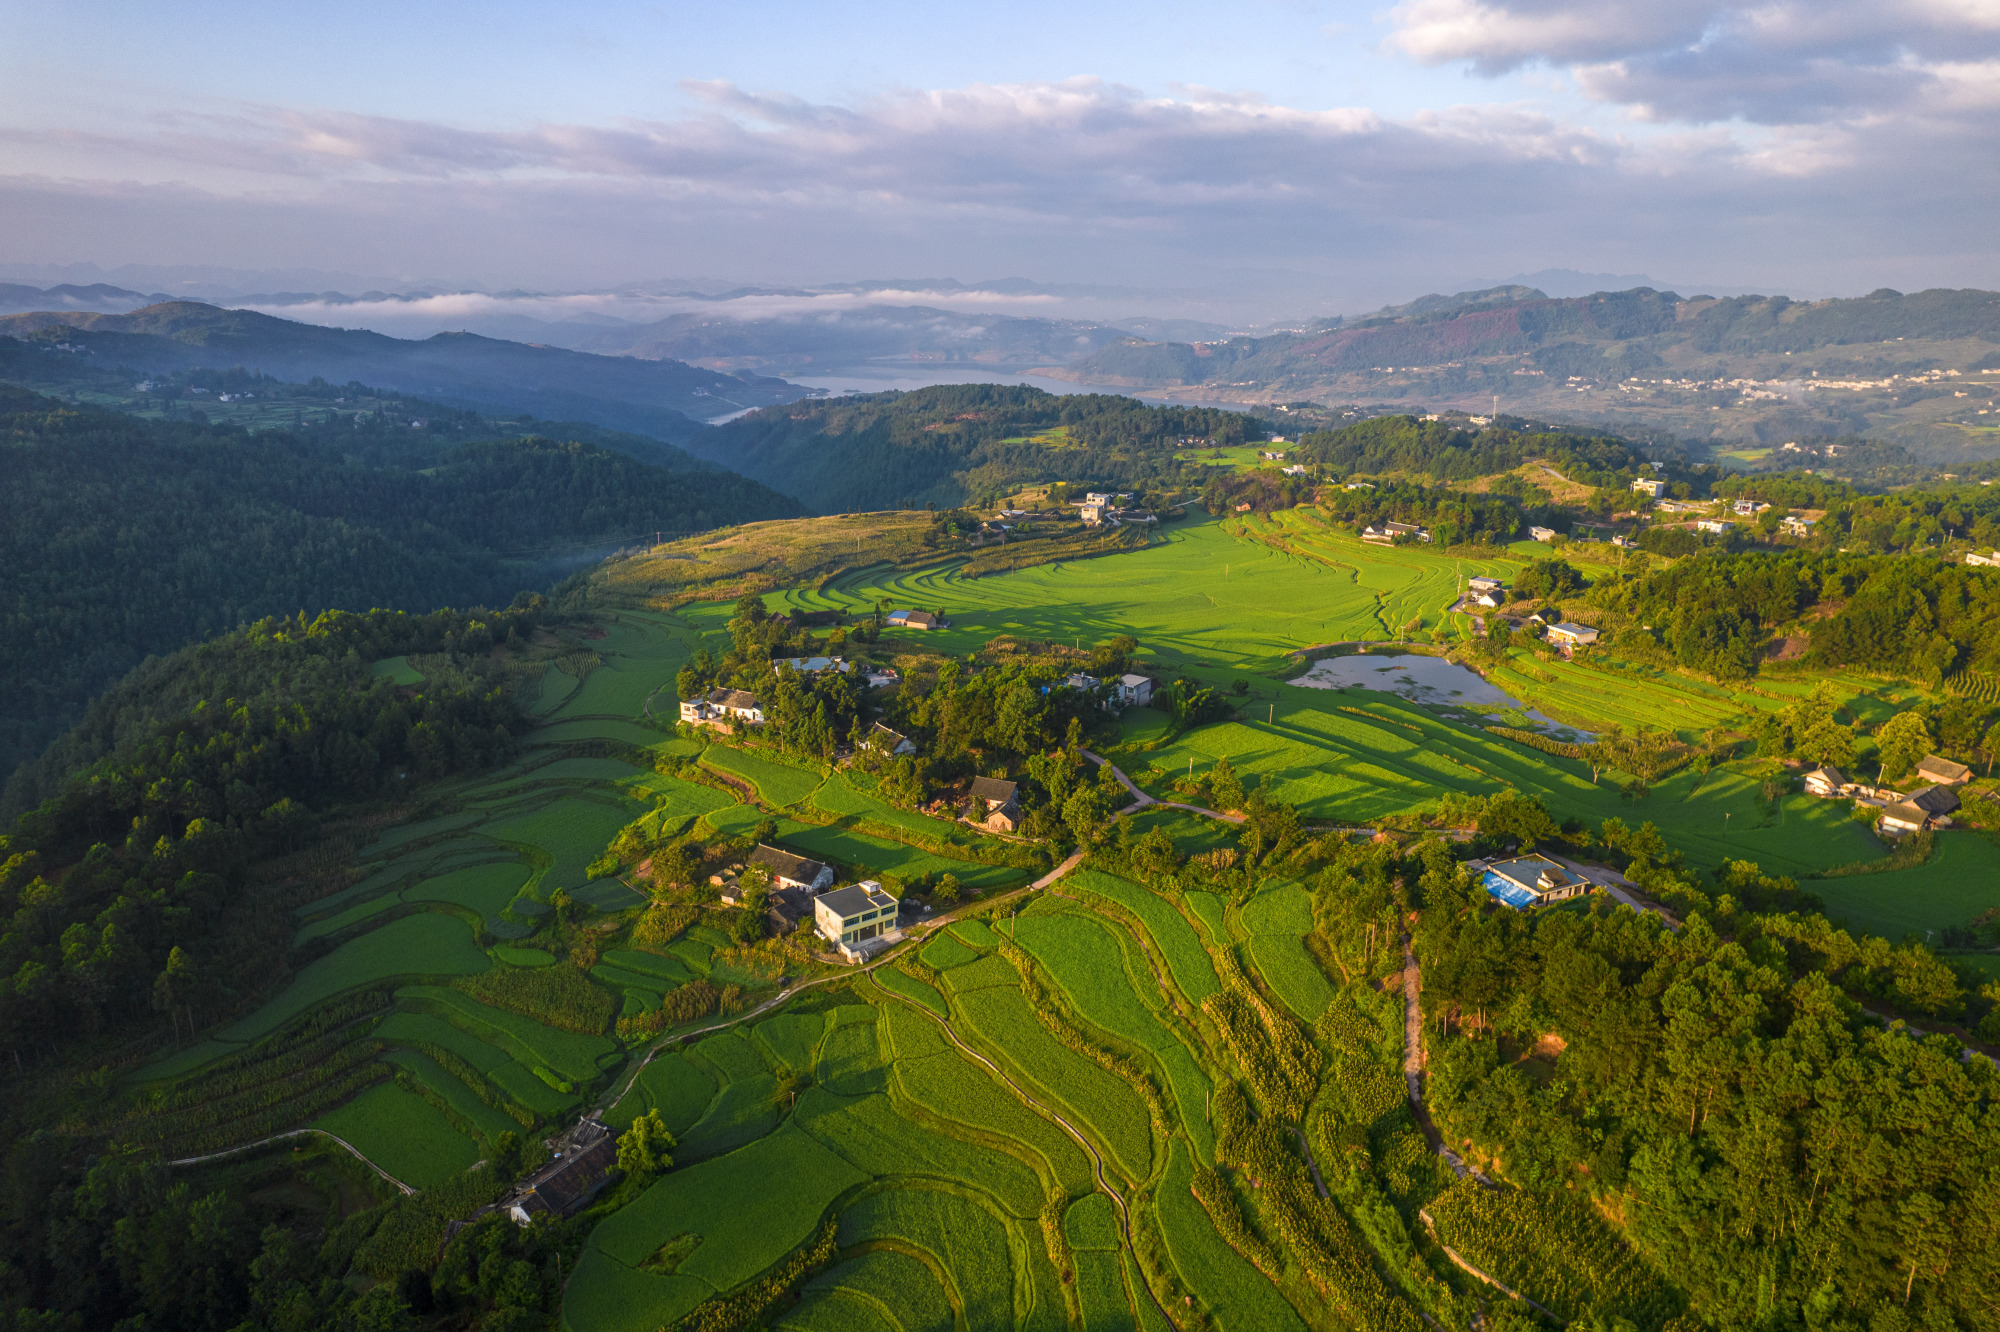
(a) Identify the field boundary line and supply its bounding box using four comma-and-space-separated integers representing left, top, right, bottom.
874, 979, 1175, 1329
165, 1127, 417, 1194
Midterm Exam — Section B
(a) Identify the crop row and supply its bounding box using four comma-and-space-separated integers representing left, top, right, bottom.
1487, 726, 1590, 760
458, 961, 619, 1035
998, 939, 1175, 1132
158, 1060, 393, 1159
354, 1163, 512, 1278
616, 977, 723, 1039
410, 1039, 535, 1127
1213, 1084, 1423, 1332
678, 1216, 839, 1332
1425, 1182, 1684, 1326
124, 1038, 386, 1145
130, 1015, 382, 1120
1204, 953, 1320, 1122
1189, 1162, 1282, 1277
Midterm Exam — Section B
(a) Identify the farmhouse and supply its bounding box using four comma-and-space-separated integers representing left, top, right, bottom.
1732, 499, 1771, 516
1966, 550, 2000, 567
749, 844, 835, 893
1080, 502, 1106, 525
1466, 575, 1505, 596
508, 1121, 617, 1224
1803, 766, 1848, 797
1916, 755, 1972, 785
1283, 464, 1309, 476
1362, 521, 1430, 544
865, 665, 900, 688
1115, 674, 1155, 707
1630, 477, 1667, 497
1696, 519, 1735, 535
1528, 526, 1558, 542
815, 880, 903, 961
1880, 783, 1962, 835
1611, 534, 1639, 549
1478, 855, 1589, 910
1545, 622, 1600, 648
1780, 514, 1816, 536
969, 776, 1022, 832
1655, 499, 1707, 514
680, 688, 764, 727
1259, 450, 1287, 460
1063, 672, 1101, 691
886, 610, 945, 630
866, 722, 916, 756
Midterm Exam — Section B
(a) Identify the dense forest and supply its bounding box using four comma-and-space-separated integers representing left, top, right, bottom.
1591, 548, 2000, 682
1290, 414, 1689, 488
681, 383, 1259, 511
1414, 841, 2000, 1330
0, 387, 801, 789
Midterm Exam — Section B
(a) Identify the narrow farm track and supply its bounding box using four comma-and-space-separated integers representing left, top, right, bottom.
1084, 750, 1245, 823
167, 1127, 417, 1194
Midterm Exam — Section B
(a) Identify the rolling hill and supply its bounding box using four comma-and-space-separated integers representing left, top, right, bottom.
1050, 286, 2000, 459
0, 300, 814, 439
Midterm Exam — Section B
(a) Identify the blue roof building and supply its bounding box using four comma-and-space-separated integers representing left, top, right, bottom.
1479, 855, 1588, 910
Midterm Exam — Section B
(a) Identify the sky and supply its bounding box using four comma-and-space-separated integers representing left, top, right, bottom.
2, 0, 1998, 317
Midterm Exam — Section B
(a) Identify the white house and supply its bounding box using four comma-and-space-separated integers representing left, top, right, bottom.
815, 881, 903, 961
1282, 464, 1309, 476
1731, 499, 1771, 516
1363, 521, 1430, 544
1696, 519, 1735, 535
1780, 515, 1816, 537
1965, 550, 2000, 567
1630, 477, 1666, 498
1528, 526, 1558, 542
1545, 622, 1600, 648
1080, 502, 1106, 525
779, 656, 850, 675
1803, 766, 1848, 797
681, 688, 764, 727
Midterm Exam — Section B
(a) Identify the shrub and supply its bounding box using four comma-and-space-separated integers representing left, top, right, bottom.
457, 963, 617, 1035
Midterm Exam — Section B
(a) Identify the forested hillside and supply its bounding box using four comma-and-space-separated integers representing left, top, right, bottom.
0, 388, 802, 800
1054, 287, 2000, 457
682, 383, 1260, 511
0, 300, 813, 439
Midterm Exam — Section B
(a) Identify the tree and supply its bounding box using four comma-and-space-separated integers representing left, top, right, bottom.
617, 1109, 676, 1179
1875, 711, 1934, 781
1210, 755, 1245, 813
151, 946, 199, 1045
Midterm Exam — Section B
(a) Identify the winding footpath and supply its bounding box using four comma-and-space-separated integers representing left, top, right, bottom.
168, 1127, 417, 1194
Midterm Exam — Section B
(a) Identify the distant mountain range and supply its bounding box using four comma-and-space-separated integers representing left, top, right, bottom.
1045, 286, 2000, 459
0, 300, 814, 436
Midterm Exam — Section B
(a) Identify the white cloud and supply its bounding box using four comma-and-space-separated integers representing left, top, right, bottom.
1385, 0, 2000, 124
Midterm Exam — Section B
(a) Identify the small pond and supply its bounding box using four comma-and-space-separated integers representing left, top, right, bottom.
1288, 652, 1592, 740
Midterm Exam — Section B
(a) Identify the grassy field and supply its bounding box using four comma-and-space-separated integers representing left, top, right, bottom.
311, 1080, 480, 1189
1808, 833, 2000, 940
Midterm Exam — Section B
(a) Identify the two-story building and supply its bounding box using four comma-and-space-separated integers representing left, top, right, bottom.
815, 880, 903, 961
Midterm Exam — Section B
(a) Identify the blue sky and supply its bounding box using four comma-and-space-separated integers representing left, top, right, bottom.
2, 0, 1997, 313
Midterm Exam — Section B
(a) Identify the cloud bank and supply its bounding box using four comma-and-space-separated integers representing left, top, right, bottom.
2, 11, 1997, 311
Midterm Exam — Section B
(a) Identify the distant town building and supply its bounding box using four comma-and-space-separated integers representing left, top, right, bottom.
1629, 477, 1666, 497
1965, 550, 2000, 567
1695, 519, 1735, 535
1780, 514, 1816, 537
1732, 499, 1772, 516
1080, 502, 1106, 525
1528, 526, 1558, 542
